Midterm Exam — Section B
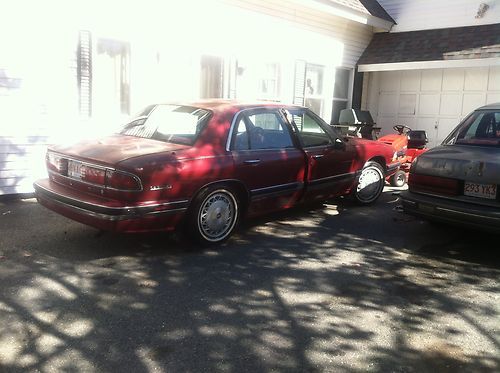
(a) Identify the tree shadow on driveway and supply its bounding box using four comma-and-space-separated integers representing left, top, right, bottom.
0, 191, 498, 372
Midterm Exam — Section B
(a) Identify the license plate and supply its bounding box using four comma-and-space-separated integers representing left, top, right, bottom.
68, 160, 82, 179
464, 182, 497, 199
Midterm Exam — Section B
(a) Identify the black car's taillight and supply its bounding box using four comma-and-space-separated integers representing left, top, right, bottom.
408, 173, 460, 196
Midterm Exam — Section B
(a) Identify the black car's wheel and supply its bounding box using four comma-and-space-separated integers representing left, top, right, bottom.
188, 186, 239, 245
389, 170, 407, 187
353, 161, 385, 204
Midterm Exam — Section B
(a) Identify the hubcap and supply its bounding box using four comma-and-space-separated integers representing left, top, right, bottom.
357, 167, 382, 202
198, 191, 237, 241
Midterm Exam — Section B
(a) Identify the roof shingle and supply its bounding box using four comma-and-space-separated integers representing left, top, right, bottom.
358, 23, 500, 65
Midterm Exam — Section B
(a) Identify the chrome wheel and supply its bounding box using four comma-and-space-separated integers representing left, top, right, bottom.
197, 189, 238, 242
355, 162, 384, 204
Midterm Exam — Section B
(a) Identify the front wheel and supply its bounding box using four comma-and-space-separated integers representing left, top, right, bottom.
353, 161, 385, 205
389, 170, 407, 187
188, 186, 240, 245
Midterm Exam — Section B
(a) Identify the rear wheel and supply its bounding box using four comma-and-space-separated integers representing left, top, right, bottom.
353, 161, 385, 205
390, 170, 407, 187
188, 186, 239, 245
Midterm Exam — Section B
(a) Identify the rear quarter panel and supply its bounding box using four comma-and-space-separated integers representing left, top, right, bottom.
117, 111, 236, 203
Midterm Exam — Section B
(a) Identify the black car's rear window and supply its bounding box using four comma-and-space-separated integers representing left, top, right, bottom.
445, 110, 500, 147
119, 105, 211, 145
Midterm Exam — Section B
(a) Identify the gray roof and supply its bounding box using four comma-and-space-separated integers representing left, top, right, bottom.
358, 23, 500, 65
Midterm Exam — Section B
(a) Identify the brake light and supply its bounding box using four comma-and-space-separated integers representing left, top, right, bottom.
81, 165, 106, 185
105, 170, 142, 191
408, 173, 459, 196
46, 152, 67, 173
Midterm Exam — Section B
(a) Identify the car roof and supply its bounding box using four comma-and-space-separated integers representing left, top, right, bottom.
157, 99, 306, 112
477, 102, 500, 110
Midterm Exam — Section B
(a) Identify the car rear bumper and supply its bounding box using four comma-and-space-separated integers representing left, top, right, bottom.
34, 179, 188, 233
400, 191, 500, 233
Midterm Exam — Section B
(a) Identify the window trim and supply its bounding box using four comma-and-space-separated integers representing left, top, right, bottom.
289, 108, 339, 149
227, 108, 298, 152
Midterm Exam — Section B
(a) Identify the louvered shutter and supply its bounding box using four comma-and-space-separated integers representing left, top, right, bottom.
293, 60, 306, 106
77, 30, 92, 117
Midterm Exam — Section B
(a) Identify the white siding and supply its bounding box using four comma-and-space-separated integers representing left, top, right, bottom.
1, 0, 376, 195
378, 0, 500, 32
222, 0, 374, 68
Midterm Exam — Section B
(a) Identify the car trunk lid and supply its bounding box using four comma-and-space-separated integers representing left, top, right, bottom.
49, 135, 190, 165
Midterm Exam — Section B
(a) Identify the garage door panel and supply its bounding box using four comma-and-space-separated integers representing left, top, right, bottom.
488, 66, 500, 91
487, 93, 500, 104
380, 71, 400, 92
416, 117, 438, 147
397, 116, 416, 129
440, 94, 461, 116
373, 67, 496, 149
419, 94, 440, 115
421, 70, 442, 91
442, 69, 464, 91
379, 94, 398, 115
462, 93, 486, 116
464, 67, 488, 91
437, 118, 459, 145
398, 94, 416, 115
377, 116, 398, 136
400, 71, 420, 92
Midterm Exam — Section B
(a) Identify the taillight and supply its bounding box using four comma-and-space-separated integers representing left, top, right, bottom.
408, 173, 459, 196
46, 152, 67, 173
105, 170, 142, 191
81, 165, 106, 185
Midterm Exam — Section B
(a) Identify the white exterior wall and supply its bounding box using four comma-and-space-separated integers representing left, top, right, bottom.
378, 0, 500, 32
0, 0, 375, 195
363, 66, 500, 147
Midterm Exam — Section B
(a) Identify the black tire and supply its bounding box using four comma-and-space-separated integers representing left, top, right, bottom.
353, 161, 385, 205
390, 170, 407, 187
187, 185, 240, 245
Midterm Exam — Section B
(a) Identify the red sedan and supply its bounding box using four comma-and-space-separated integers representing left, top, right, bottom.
34, 101, 399, 244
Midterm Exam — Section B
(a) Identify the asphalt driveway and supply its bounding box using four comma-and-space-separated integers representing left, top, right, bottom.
0, 187, 498, 372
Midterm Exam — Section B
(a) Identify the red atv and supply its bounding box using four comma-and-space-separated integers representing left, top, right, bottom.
377, 125, 428, 187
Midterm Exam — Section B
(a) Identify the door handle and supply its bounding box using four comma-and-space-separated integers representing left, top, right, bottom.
312, 154, 324, 159
244, 159, 261, 165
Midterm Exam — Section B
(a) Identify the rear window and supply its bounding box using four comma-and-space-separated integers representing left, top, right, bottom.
445, 110, 500, 147
119, 105, 211, 145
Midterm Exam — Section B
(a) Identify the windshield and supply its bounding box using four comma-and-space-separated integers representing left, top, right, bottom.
119, 105, 211, 145
444, 110, 500, 147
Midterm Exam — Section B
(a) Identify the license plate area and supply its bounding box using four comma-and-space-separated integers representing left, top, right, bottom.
464, 182, 497, 200
67, 160, 83, 179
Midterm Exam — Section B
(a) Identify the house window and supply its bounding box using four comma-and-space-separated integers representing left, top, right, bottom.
200, 55, 223, 99
94, 38, 130, 117
331, 68, 351, 125
259, 63, 280, 99
234, 59, 281, 100
304, 64, 324, 116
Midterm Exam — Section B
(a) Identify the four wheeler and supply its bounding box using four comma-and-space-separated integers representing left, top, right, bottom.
377, 125, 428, 187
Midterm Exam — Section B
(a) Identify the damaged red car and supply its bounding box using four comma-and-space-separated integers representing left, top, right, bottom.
34, 101, 399, 244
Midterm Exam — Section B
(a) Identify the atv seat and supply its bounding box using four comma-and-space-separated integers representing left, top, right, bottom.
408, 130, 428, 149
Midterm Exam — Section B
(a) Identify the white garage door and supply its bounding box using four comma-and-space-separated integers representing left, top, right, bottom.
375, 66, 500, 147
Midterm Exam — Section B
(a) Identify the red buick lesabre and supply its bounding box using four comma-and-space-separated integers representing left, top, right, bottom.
34, 101, 399, 244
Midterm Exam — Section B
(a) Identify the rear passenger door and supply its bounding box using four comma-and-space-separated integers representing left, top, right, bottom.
229, 108, 306, 215
290, 109, 357, 201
